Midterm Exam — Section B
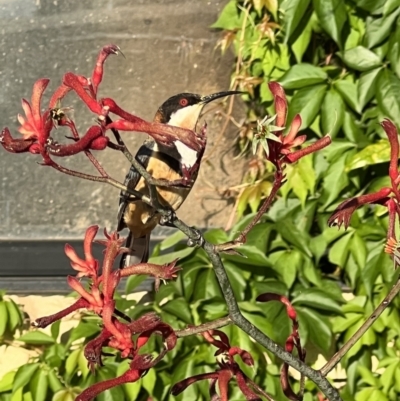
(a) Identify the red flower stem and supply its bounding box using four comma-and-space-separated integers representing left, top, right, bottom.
320, 276, 400, 376
387, 199, 397, 240
174, 317, 232, 337
63, 72, 102, 114
75, 368, 142, 401
119, 262, 178, 280
381, 119, 400, 183
43, 155, 148, 201
286, 135, 331, 163
47, 126, 103, 156
32, 297, 89, 328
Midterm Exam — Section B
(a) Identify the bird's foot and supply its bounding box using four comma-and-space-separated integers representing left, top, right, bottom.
187, 227, 204, 247
159, 209, 176, 227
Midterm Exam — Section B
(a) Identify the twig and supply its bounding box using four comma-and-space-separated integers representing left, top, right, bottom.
175, 316, 232, 338
320, 277, 400, 376
216, 169, 284, 251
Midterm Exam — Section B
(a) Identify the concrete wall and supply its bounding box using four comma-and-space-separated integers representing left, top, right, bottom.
0, 0, 244, 240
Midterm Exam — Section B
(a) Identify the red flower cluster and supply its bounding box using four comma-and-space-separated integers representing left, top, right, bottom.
329, 119, 400, 265
171, 329, 269, 401
0, 44, 203, 166
33, 225, 180, 400
260, 82, 331, 167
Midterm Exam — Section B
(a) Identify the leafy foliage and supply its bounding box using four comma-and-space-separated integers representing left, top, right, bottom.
212, 0, 400, 399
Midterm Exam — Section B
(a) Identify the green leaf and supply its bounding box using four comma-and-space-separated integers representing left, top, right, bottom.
210, 0, 240, 30
158, 230, 186, 251
47, 370, 62, 393
334, 80, 361, 114
342, 111, 364, 143
18, 331, 55, 345
342, 46, 382, 71
321, 153, 350, 208
65, 349, 80, 378
380, 361, 398, 393
50, 320, 60, 341
292, 288, 343, 315
346, 140, 390, 171
193, 268, 222, 300
291, 16, 313, 63
357, 365, 379, 387
321, 87, 345, 138
0, 301, 8, 337
12, 364, 40, 394
296, 307, 332, 352
116, 361, 141, 399
286, 84, 327, 129
279, 64, 327, 89
313, 0, 347, 48
142, 368, 157, 396
204, 228, 228, 244
125, 274, 147, 294
274, 219, 312, 257
378, 68, 400, 128
67, 321, 100, 345
350, 233, 367, 268
358, 68, 382, 109
0, 371, 16, 392
272, 250, 301, 288
149, 247, 194, 265
283, 156, 316, 206
329, 232, 353, 267
388, 20, 400, 78
364, 8, 400, 48
162, 298, 192, 324
29, 370, 48, 401
332, 313, 363, 332
282, 0, 311, 42
356, 0, 386, 13
384, 0, 400, 16
362, 247, 387, 298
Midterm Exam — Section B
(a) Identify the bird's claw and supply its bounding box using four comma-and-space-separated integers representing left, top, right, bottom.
159, 209, 176, 227
187, 227, 204, 247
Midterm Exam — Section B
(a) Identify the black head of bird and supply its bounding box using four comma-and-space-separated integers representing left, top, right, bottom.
154, 90, 243, 130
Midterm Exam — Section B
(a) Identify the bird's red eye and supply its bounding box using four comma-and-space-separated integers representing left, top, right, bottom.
179, 98, 188, 106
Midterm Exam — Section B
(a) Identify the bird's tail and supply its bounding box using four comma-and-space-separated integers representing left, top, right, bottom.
120, 233, 150, 268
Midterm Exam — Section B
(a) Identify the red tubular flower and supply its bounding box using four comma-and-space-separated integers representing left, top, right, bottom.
257, 293, 297, 321
257, 82, 331, 166
120, 258, 181, 291
172, 329, 269, 400
1, 80, 53, 154
64, 225, 99, 278
328, 187, 392, 229
76, 354, 153, 401
381, 119, 400, 182
103, 97, 204, 151
0, 128, 36, 153
17, 79, 53, 144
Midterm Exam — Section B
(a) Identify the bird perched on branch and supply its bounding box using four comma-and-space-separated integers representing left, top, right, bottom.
117, 90, 241, 267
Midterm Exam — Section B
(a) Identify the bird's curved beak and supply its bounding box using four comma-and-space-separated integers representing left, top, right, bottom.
200, 90, 243, 104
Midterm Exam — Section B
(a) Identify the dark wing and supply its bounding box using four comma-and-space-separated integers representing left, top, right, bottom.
117, 141, 155, 231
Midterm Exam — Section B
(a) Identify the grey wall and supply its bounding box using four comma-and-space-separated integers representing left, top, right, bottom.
0, 0, 245, 240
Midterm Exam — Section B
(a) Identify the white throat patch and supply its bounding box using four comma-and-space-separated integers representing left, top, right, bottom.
168, 103, 203, 168
174, 140, 198, 168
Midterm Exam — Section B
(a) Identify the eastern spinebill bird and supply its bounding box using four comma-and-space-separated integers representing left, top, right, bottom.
117, 90, 241, 267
